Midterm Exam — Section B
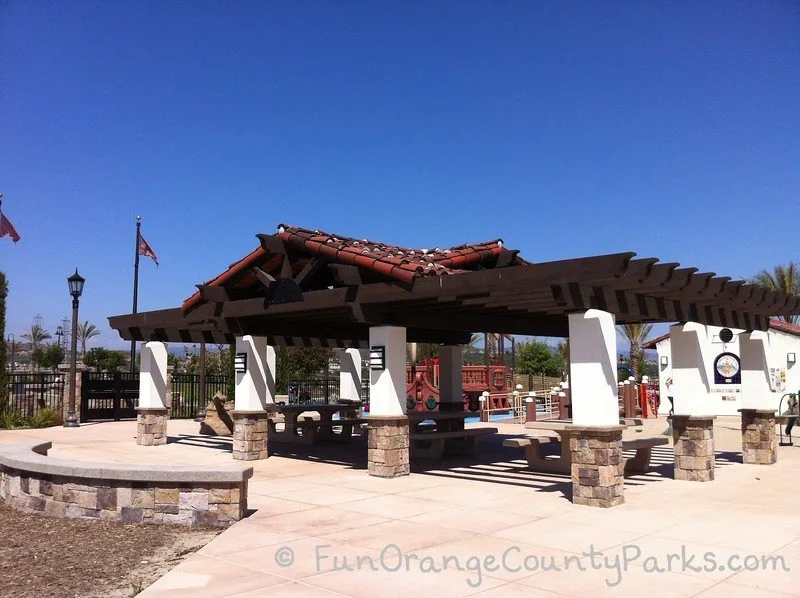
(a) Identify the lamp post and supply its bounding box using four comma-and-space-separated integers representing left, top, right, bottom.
55, 325, 64, 350
64, 269, 85, 428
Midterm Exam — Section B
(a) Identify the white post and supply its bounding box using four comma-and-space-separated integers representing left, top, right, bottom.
670, 322, 713, 415
338, 348, 363, 402
139, 341, 168, 409
368, 326, 407, 416
568, 309, 618, 425
438, 345, 463, 406
739, 331, 773, 410
234, 335, 275, 411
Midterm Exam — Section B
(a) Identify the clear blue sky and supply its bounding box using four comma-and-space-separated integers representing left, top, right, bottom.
2, 1, 798, 350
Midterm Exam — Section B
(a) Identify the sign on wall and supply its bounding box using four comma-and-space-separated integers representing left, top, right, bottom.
770, 368, 787, 393
713, 352, 741, 385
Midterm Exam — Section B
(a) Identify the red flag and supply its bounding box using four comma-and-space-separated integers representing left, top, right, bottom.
138, 233, 159, 266
0, 213, 20, 243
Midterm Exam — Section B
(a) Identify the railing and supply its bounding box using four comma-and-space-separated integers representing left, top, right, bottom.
4, 373, 64, 418
170, 374, 229, 419
286, 379, 340, 404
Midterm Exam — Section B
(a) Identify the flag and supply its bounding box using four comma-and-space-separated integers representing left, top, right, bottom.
138, 233, 159, 266
0, 213, 20, 243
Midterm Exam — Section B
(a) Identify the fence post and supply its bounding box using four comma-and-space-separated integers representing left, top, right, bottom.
58, 363, 86, 424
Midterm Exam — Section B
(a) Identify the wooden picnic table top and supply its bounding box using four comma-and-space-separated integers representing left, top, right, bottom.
406, 411, 470, 421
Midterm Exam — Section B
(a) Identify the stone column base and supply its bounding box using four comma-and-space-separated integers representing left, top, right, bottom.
670, 415, 716, 481
367, 416, 409, 478
136, 408, 168, 446
232, 411, 270, 460
740, 409, 778, 465
570, 425, 625, 508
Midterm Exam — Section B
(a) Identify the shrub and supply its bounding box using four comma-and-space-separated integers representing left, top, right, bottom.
28, 408, 62, 428
0, 409, 27, 429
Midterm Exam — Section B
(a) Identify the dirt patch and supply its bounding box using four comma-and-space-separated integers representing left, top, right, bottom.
0, 503, 220, 598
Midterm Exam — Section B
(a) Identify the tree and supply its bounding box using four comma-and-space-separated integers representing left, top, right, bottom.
104, 351, 127, 372
83, 347, 109, 372
753, 262, 799, 324
617, 323, 653, 382
77, 321, 100, 355
32, 342, 65, 371
22, 322, 51, 351
275, 346, 332, 392
516, 340, 562, 377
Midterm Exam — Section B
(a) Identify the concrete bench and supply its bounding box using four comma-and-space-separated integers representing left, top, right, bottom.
410, 427, 497, 460
502, 435, 668, 475
294, 418, 367, 444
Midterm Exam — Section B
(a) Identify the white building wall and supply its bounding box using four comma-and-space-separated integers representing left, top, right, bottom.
653, 325, 800, 416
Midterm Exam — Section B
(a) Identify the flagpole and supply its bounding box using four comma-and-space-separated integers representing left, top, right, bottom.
130, 216, 141, 372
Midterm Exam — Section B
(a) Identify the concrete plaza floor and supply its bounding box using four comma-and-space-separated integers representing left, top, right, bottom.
1, 416, 800, 597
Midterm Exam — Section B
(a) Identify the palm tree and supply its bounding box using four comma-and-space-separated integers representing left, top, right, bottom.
78, 321, 100, 355
617, 323, 653, 382
21, 323, 51, 351
753, 262, 800, 324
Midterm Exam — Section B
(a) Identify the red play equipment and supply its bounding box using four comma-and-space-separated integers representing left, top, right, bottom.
405, 358, 509, 413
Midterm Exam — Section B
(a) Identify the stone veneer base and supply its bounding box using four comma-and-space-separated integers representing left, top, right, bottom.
232, 411, 271, 460
0, 441, 252, 528
570, 425, 625, 508
367, 416, 410, 478
137, 407, 168, 446
740, 409, 778, 465
670, 415, 716, 482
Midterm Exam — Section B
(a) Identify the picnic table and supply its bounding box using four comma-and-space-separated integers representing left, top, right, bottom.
406, 411, 497, 459
269, 402, 364, 445
507, 419, 666, 474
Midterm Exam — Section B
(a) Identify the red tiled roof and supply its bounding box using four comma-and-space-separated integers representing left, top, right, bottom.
641, 333, 670, 350
182, 224, 527, 313
641, 319, 800, 348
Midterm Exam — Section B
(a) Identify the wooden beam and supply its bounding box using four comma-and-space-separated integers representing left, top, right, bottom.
256, 233, 287, 254
250, 266, 276, 288
330, 264, 363, 286
196, 284, 229, 303
293, 257, 324, 288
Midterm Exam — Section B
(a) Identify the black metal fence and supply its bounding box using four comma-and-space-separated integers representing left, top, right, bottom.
4, 373, 64, 417
81, 371, 138, 422
171, 373, 229, 419
285, 378, 370, 407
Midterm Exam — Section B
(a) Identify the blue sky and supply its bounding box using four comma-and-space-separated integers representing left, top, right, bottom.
1, 1, 798, 350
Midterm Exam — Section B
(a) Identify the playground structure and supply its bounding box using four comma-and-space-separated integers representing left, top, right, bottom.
405, 359, 508, 413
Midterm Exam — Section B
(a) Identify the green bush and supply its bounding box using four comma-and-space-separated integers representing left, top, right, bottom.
28, 408, 62, 428
0, 409, 27, 429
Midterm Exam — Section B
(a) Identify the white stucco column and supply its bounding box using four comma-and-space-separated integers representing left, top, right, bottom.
438, 345, 463, 407
368, 326, 407, 416
139, 341, 168, 409
234, 335, 275, 411
739, 331, 773, 409
670, 322, 712, 415
338, 348, 363, 402
568, 309, 618, 425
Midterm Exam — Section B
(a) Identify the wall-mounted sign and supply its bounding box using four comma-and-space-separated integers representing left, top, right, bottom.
713, 352, 741, 384
234, 352, 248, 373
369, 346, 385, 370
719, 328, 734, 343
770, 367, 787, 393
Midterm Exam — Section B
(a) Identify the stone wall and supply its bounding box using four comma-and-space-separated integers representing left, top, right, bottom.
671, 415, 716, 482
367, 416, 410, 478
569, 426, 625, 508
0, 441, 252, 528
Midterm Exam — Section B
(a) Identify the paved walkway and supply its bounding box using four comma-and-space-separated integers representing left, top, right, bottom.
2, 417, 799, 597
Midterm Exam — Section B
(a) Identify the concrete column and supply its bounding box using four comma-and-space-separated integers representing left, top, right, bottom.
338, 348, 363, 403
670, 323, 712, 416
366, 326, 409, 478
232, 335, 275, 460
739, 332, 773, 410
438, 345, 463, 411
137, 341, 168, 446
740, 409, 778, 464
571, 425, 625, 508
670, 415, 716, 481
568, 310, 618, 425
234, 335, 275, 411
